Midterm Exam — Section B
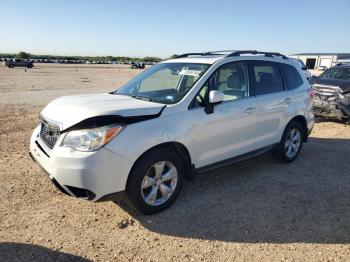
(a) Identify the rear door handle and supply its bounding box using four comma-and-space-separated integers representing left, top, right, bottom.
284, 98, 293, 104
244, 107, 256, 114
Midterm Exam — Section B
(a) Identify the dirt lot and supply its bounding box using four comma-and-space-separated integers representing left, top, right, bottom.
0, 63, 350, 261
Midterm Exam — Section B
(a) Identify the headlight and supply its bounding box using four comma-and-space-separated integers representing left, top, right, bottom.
61, 124, 124, 151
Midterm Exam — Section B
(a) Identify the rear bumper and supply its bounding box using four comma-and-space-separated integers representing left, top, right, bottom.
29, 125, 132, 202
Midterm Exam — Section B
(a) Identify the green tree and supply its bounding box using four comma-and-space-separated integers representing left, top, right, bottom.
143, 56, 162, 63
16, 51, 31, 59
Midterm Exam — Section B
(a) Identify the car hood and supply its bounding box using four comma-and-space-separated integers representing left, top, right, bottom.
40, 93, 165, 131
309, 77, 350, 93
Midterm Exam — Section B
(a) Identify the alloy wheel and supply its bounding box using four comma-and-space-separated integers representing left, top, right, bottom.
285, 128, 301, 158
141, 161, 178, 206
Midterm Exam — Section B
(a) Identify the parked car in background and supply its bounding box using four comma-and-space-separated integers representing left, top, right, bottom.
309, 63, 350, 120
29, 50, 314, 214
5, 59, 33, 68
318, 65, 328, 71
131, 62, 145, 69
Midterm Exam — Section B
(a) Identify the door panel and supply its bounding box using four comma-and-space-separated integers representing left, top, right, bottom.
250, 61, 295, 149
187, 61, 258, 168
188, 97, 257, 168
254, 92, 294, 149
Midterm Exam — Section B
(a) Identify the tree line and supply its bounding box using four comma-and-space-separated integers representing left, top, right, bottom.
0, 51, 163, 63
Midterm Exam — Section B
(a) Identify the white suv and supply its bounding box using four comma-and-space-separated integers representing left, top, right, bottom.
29, 50, 315, 214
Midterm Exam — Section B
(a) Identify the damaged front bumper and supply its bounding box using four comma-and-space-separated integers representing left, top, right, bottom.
312, 86, 350, 119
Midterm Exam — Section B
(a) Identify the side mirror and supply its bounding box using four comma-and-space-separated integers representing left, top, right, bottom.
208, 90, 224, 104
204, 90, 224, 114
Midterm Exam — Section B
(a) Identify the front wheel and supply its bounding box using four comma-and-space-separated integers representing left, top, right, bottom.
126, 148, 184, 214
275, 121, 304, 163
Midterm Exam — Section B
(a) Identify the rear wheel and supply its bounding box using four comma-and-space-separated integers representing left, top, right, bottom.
126, 148, 184, 214
275, 121, 303, 163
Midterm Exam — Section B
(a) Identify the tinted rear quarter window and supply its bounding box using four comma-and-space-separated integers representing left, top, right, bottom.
279, 63, 303, 90
252, 62, 284, 95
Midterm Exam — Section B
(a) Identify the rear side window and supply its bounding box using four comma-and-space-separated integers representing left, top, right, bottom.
252, 62, 284, 95
279, 63, 303, 90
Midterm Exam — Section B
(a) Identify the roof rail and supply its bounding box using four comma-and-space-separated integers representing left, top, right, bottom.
174, 53, 207, 58
226, 50, 288, 59
175, 51, 234, 58
174, 50, 288, 59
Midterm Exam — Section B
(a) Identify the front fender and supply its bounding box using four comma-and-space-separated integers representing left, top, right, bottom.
105, 113, 190, 163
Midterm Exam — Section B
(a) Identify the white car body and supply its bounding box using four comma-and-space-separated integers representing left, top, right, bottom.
30, 51, 314, 210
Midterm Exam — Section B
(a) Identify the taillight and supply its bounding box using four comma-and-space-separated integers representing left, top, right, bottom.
308, 88, 316, 99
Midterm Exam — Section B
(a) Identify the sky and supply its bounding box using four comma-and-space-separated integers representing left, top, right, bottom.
0, 0, 349, 58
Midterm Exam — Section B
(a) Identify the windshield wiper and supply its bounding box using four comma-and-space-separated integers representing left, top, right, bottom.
131, 95, 153, 102
114, 92, 167, 104
112, 92, 152, 101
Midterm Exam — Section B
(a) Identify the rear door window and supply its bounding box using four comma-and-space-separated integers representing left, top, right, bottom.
278, 63, 303, 90
251, 62, 284, 95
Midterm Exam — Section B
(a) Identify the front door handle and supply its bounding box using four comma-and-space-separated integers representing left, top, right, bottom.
284, 98, 293, 104
244, 107, 256, 114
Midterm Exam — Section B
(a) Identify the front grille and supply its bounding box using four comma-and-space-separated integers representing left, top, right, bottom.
40, 120, 60, 149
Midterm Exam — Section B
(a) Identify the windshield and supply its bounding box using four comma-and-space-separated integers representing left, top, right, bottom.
320, 67, 350, 81
115, 63, 210, 104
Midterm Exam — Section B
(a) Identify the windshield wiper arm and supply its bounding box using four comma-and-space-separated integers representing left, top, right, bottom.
112, 92, 152, 101
131, 95, 153, 102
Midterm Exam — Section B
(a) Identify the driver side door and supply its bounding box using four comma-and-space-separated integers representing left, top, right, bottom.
187, 62, 258, 168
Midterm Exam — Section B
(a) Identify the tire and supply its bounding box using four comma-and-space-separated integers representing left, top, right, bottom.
8, 64, 14, 68
126, 148, 184, 214
275, 121, 304, 163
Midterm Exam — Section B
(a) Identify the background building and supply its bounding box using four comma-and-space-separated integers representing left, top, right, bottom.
290, 53, 350, 70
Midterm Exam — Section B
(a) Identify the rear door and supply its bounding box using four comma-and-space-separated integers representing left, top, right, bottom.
249, 61, 295, 149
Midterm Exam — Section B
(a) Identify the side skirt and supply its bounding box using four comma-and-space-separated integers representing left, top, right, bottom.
195, 143, 279, 174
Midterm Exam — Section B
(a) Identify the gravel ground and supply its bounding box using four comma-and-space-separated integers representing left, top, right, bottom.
0, 64, 350, 261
